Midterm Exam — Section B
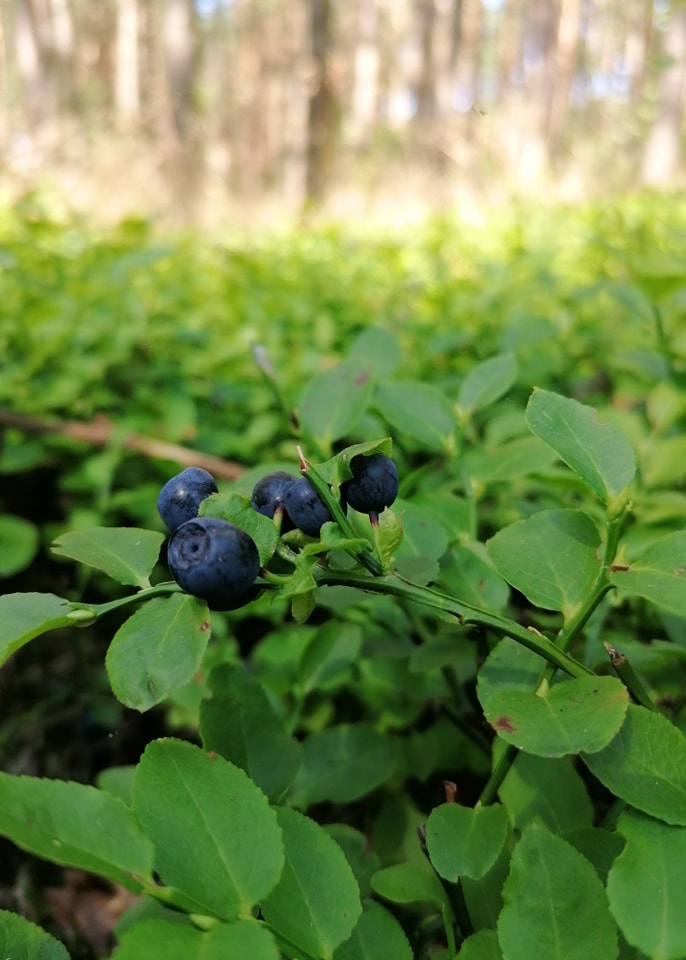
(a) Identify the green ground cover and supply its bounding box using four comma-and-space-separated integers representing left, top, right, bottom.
0, 192, 685, 959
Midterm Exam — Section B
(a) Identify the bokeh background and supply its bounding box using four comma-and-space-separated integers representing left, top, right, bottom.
1, 0, 684, 225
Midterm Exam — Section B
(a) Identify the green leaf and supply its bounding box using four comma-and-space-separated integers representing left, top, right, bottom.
299, 359, 375, 449
52, 527, 165, 588
439, 541, 510, 612
0, 773, 153, 891
526, 389, 636, 505
461, 842, 511, 933
370, 862, 448, 910
465, 436, 557, 484
347, 326, 402, 379
607, 810, 686, 960
610, 531, 686, 618
374, 381, 456, 454
106, 594, 211, 711
261, 807, 361, 960
298, 621, 363, 693
289, 723, 401, 806
132, 739, 284, 920
582, 704, 686, 826
425, 802, 510, 881
200, 663, 302, 802
456, 929, 503, 960
479, 675, 629, 757
497, 823, 618, 960
477, 637, 545, 705
487, 509, 602, 618
0, 909, 72, 960
457, 352, 517, 417
0, 514, 39, 577
395, 498, 449, 561
112, 918, 279, 960
563, 827, 625, 884
334, 900, 413, 960
199, 491, 278, 564
498, 751, 594, 833
96, 765, 136, 806
0, 592, 74, 668
324, 825, 381, 899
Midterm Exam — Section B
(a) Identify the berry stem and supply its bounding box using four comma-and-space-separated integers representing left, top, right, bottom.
299, 453, 384, 576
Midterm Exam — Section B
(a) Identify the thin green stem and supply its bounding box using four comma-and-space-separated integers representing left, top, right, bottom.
69, 581, 183, 619
314, 568, 593, 678
478, 742, 518, 807
555, 581, 614, 653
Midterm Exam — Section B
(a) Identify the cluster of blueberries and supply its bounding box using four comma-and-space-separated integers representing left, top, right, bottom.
157, 453, 399, 610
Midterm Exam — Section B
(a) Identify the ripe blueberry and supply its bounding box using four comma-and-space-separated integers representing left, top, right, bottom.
282, 477, 332, 538
157, 467, 218, 531
250, 471, 299, 526
341, 453, 399, 515
167, 516, 260, 609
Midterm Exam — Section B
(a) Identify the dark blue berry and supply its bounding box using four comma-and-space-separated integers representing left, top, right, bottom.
282, 477, 332, 538
341, 453, 399, 515
157, 467, 218, 531
167, 516, 260, 609
250, 471, 299, 525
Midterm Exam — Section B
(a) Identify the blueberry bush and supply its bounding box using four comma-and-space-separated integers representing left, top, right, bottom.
1, 194, 686, 959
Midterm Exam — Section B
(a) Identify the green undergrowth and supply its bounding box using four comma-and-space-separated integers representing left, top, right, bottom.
1, 191, 686, 959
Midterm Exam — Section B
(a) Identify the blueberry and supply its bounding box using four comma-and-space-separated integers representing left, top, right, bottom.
250, 471, 299, 524
341, 453, 399, 515
157, 467, 218, 531
167, 516, 260, 609
282, 477, 332, 538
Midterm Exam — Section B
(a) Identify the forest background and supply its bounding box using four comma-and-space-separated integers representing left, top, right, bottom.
1, 0, 685, 226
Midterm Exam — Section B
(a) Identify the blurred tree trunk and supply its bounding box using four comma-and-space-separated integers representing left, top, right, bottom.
415, 0, 437, 124
114, 0, 140, 124
544, 0, 582, 159
452, 0, 482, 138
305, 0, 340, 207
641, 8, 686, 185
629, 0, 654, 109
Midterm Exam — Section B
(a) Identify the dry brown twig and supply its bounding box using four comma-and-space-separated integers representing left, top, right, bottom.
0, 408, 245, 480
